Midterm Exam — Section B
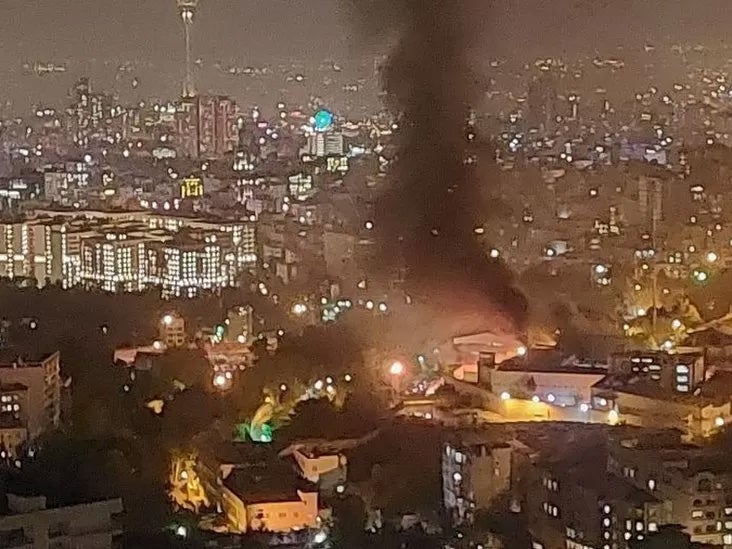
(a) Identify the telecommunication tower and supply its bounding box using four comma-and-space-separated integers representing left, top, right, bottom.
177, 0, 199, 97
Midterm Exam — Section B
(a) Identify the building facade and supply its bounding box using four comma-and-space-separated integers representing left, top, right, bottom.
0, 496, 122, 548
0, 353, 60, 439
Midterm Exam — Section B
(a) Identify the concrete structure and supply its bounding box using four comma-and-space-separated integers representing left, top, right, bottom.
224, 306, 254, 344
301, 132, 345, 158
280, 445, 348, 491
177, 0, 199, 98
0, 220, 62, 286
592, 370, 732, 439
526, 450, 673, 549
442, 435, 512, 526
176, 95, 240, 158
0, 383, 30, 457
159, 314, 186, 348
609, 434, 732, 546
488, 350, 609, 406
0, 214, 256, 297
219, 467, 319, 534
0, 353, 60, 439
0, 496, 122, 548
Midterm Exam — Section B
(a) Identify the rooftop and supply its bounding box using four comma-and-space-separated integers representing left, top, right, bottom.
498, 349, 609, 375
595, 370, 732, 406
0, 351, 58, 368
223, 463, 315, 504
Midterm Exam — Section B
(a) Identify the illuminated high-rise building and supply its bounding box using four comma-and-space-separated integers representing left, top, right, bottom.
176, 95, 240, 158
177, 0, 199, 98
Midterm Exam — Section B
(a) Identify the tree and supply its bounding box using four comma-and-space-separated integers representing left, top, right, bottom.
154, 350, 212, 390
331, 495, 367, 547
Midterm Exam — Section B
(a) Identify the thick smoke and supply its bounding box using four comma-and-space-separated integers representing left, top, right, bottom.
346, 0, 527, 330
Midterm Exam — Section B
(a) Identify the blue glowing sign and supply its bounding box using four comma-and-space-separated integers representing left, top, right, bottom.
313, 109, 334, 132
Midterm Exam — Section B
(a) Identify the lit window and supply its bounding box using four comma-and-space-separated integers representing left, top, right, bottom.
648, 522, 658, 532
648, 479, 656, 490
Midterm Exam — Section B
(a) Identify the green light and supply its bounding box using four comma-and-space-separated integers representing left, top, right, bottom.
313, 109, 334, 132
260, 424, 273, 443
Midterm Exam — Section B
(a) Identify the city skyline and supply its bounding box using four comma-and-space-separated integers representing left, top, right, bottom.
2, 1, 732, 109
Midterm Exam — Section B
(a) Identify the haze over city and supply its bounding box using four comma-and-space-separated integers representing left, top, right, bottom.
2, 2, 732, 549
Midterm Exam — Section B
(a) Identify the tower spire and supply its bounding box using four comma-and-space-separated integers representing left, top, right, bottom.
176, 0, 199, 98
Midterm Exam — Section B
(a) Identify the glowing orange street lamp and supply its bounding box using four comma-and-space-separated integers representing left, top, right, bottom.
388, 360, 406, 402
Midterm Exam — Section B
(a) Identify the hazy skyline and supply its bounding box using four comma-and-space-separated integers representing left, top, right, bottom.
3, 1, 732, 62
1, 0, 732, 109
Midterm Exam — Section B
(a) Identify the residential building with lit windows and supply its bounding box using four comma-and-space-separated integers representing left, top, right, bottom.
0, 352, 60, 440
175, 95, 240, 159
609, 433, 732, 546
42, 161, 91, 206
0, 383, 29, 458
442, 434, 513, 526
0, 220, 62, 286
159, 314, 186, 348
0, 213, 257, 297
526, 453, 673, 549
80, 233, 154, 293
592, 368, 732, 440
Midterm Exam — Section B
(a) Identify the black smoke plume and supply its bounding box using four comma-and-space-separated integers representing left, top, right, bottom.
345, 0, 527, 330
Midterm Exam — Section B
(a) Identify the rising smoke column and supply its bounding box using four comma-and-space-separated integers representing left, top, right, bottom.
346, 0, 527, 330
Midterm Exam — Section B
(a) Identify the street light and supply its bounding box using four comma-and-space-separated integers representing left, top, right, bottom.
162, 314, 174, 326
291, 302, 308, 316
389, 361, 405, 376
213, 373, 231, 391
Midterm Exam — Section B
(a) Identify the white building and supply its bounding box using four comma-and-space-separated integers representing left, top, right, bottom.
301, 132, 345, 158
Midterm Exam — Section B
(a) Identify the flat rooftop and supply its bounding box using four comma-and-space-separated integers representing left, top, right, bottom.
498, 349, 609, 375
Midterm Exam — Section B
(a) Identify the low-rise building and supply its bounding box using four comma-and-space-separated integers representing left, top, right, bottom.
0, 495, 123, 548
219, 465, 319, 534
592, 370, 732, 439
159, 313, 186, 348
0, 352, 60, 439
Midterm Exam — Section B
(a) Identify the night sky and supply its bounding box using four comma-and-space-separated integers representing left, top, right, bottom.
0, 0, 731, 108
